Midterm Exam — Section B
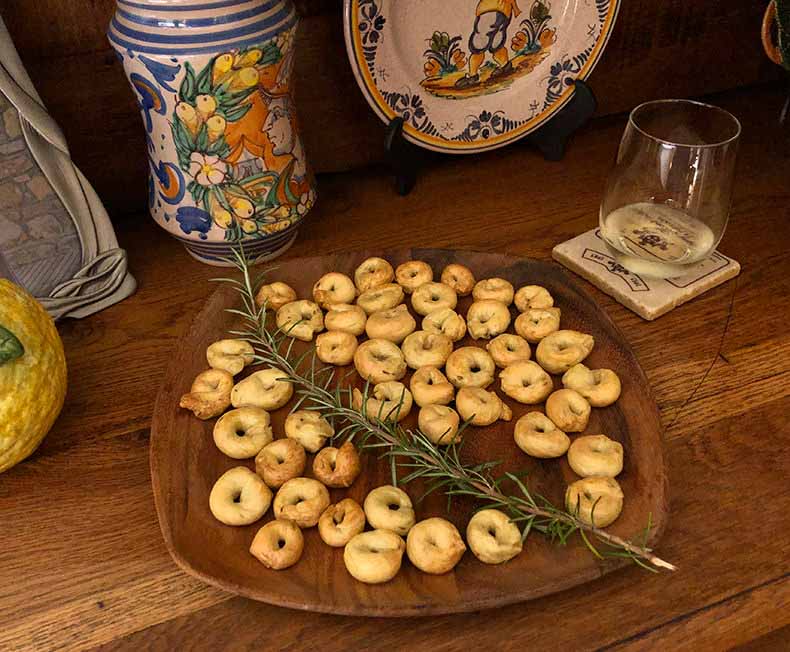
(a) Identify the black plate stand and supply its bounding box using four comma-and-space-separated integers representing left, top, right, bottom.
384, 79, 596, 196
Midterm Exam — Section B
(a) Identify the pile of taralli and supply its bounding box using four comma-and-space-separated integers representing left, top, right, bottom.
179, 257, 626, 584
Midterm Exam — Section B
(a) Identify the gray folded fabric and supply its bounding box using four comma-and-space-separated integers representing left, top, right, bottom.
0, 16, 135, 319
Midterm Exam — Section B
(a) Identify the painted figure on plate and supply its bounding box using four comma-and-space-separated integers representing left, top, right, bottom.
420, 0, 556, 99
457, 0, 522, 88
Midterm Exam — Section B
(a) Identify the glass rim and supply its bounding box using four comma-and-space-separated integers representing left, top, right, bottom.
628, 99, 742, 149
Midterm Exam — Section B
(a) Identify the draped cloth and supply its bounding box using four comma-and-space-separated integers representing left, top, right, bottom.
0, 17, 136, 319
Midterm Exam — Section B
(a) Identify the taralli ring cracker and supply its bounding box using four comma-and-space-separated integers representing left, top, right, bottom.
486, 333, 531, 368
422, 307, 467, 342
355, 257, 394, 292
440, 263, 475, 296
396, 260, 433, 293
467, 300, 511, 340
276, 300, 324, 342
231, 367, 293, 410
324, 303, 367, 336
513, 412, 569, 458
466, 509, 522, 564
315, 330, 358, 366
313, 441, 362, 488
255, 281, 296, 310
180, 368, 233, 419
213, 406, 273, 459
445, 346, 496, 389
206, 339, 254, 376
514, 285, 554, 312
411, 282, 458, 316
364, 485, 416, 536
536, 330, 594, 374
273, 477, 330, 528
250, 519, 304, 569
566, 477, 624, 527
357, 283, 404, 315
456, 387, 511, 426
255, 439, 306, 489
365, 304, 416, 343
514, 307, 561, 343
401, 330, 453, 369
499, 360, 553, 404
353, 381, 413, 422
344, 530, 405, 584
354, 339, 407, 384
418, 404, 461, 445
284, 410, 333, 453
209, 466, 272, 526
567, 434, 624, 478
473, 277, 514, 305
410, 366, 455, 407
562, 364, 622, 407
313, 272, 356, 309
319, 498, 366, 547
545, 388, 591, 433
406, 517, 466, 574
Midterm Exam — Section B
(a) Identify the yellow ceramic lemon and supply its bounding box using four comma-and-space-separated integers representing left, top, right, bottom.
0, 280, 66, 473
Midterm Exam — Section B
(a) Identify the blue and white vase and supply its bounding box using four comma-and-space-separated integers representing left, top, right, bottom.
109, 0, 316, 265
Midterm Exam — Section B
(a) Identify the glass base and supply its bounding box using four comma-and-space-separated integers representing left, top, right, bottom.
605, 248, 704, 279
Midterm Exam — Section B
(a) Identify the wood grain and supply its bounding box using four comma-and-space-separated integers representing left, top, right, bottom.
0, 84, 787, 651
151, 249, 667, 616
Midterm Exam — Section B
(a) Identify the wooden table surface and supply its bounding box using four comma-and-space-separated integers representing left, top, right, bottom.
1, 83, 789, 651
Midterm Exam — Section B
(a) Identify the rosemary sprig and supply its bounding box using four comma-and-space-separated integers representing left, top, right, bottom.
216, 249, 676, 572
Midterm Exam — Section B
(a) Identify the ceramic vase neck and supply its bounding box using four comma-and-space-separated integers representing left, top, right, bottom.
109, 0, 296, 56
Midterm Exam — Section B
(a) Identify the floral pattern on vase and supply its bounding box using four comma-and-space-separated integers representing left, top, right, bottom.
109, 0, 315, 265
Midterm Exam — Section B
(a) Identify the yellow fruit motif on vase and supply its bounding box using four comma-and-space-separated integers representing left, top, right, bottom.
240, 218, 258, 234
230, 196, 255, 219
234, 48, 262, 67
262, 220, 291, 235
0, 280, 67, 474
229, 67, 260, 90
213, 207, 233, 228
212, 53, 234, 84
195, 94, 217, 119
206, 115, 226, 142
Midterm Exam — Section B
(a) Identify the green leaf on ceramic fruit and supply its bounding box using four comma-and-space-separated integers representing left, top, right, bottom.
223, 104, 252, 122
228, 86, 257, 104
195, 124, 209, 151
195, 63, 212, 94
260, 42, 281, 66
212, 136, 231, 159
172, 117, 195, 150
223, 183, 248, 198
212, 186, 232, 212
0, 325, 24, 365
179, 62, 197, 102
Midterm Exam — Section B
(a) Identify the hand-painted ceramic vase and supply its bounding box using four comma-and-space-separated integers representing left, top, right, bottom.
109, 0, 315, 265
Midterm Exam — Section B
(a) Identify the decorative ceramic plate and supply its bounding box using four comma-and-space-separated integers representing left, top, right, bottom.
151, 249, 668, 616
344, 0, 619, 153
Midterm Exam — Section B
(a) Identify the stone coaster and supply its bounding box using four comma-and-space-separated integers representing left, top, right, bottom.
552, 228, 740, 321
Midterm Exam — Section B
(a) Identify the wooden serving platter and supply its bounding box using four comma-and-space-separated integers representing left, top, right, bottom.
151, 249, 668, 617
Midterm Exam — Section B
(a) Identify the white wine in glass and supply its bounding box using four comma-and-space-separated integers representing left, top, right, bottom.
599, 100, 740, 278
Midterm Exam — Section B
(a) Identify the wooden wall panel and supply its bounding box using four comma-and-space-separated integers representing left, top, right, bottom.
0, 1, 780, 216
